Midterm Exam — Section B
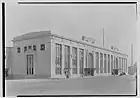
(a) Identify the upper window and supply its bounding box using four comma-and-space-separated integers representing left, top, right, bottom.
24, 46, 27, 52
33, 45, 36, 51
28, 46, 32, 50
17, 47, 20, 53
40, 44, 45, 51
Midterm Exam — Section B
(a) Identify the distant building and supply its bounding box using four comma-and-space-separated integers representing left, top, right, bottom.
6, 31, 128, 79
128, 62, 137, 75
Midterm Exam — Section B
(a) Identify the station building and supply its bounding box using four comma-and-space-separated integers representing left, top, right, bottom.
6, 31, 128, 79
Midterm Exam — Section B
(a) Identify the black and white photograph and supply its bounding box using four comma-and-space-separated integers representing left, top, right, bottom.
3, 0, 139, 97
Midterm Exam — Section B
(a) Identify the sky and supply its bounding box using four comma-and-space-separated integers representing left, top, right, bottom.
5, 2, 137, 66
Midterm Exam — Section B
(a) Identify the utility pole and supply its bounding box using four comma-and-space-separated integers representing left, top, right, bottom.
131, 44, 133, 65
103, 28, 104, 48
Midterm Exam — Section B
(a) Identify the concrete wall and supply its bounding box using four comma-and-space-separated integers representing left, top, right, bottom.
50, 35, 128, 78
11, 36, 51, 79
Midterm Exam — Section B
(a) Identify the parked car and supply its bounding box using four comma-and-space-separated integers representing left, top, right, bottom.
112, 69, 119, 75
119, 72, 126, 76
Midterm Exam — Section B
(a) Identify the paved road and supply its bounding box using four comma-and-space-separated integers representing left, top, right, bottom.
6, 75, 136, 96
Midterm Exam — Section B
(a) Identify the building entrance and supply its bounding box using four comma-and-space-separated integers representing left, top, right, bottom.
26, 54, 34, 75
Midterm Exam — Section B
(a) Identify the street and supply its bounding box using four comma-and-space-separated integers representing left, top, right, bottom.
6, 75, 136, 96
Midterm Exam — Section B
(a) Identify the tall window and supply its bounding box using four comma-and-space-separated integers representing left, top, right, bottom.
72, 47, 77, 74
119, 57, 121, 70
100, 53, 103, 73
116, 58, 118, 69
122, 58, 124, 71
111, 55, 113, 72
104, 54, 107, 73
55, 43, 62, 75
79, 49, 84, 74
96, 52, 99, 73
108, 55, 110, 73
64, 45, 70, 69
126, 58, 127, 72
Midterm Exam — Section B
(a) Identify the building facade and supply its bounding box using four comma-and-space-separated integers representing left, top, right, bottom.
6, 31, 128, 79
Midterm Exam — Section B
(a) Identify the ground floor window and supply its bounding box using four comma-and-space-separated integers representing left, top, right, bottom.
55, 43, 62, 75
79, 49, 84, 74
104, 54, 107, 73
100, 53, 103, 73
108, 54, 110, 73
64, 45, 70, 69
111, 55, 113, 72
95, 52, 99, 73
72, 47, 77, 74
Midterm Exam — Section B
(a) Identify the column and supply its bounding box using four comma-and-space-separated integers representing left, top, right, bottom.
61, 44, 65, 76
50, 40, 56, 78
84, 49, 86, 71
77, 48, 80, 75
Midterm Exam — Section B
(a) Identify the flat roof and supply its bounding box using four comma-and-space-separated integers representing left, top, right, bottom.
12, 30, 128, 57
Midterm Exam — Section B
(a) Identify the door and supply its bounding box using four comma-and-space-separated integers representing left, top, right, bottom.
26, 54, 34, 75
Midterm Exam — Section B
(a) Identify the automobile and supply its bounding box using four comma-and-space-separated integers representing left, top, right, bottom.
119, 72, 126, 76
112, 69, 119, 75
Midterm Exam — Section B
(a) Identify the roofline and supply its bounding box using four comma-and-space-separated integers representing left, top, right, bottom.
11, 31, 128, 57
5, 47, 13, 48
50, 33, 128, 57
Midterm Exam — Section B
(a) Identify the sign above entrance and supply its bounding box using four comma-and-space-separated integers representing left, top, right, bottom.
82, 36, 95, 44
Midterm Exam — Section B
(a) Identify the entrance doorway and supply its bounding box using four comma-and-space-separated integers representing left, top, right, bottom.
26, 54, 34, 75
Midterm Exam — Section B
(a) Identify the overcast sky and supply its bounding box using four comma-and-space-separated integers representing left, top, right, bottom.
5, 2, 137, 66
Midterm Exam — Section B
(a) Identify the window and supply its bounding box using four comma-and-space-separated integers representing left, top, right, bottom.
108, 55, 110, 73
17, 47, 20, 53
55, 43, 62, 75
33, 45, 36, 51
40, 44, 45, 51
24, 46, 27, 52
95, 52, 99, 73
79, 49, 84, 74
64, 45, 70, 69
72, 47, 77, 74
104, 54, 107, 73
100, 53, 103, 73
28, 46, 32, 50
111, 55, 113, 72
